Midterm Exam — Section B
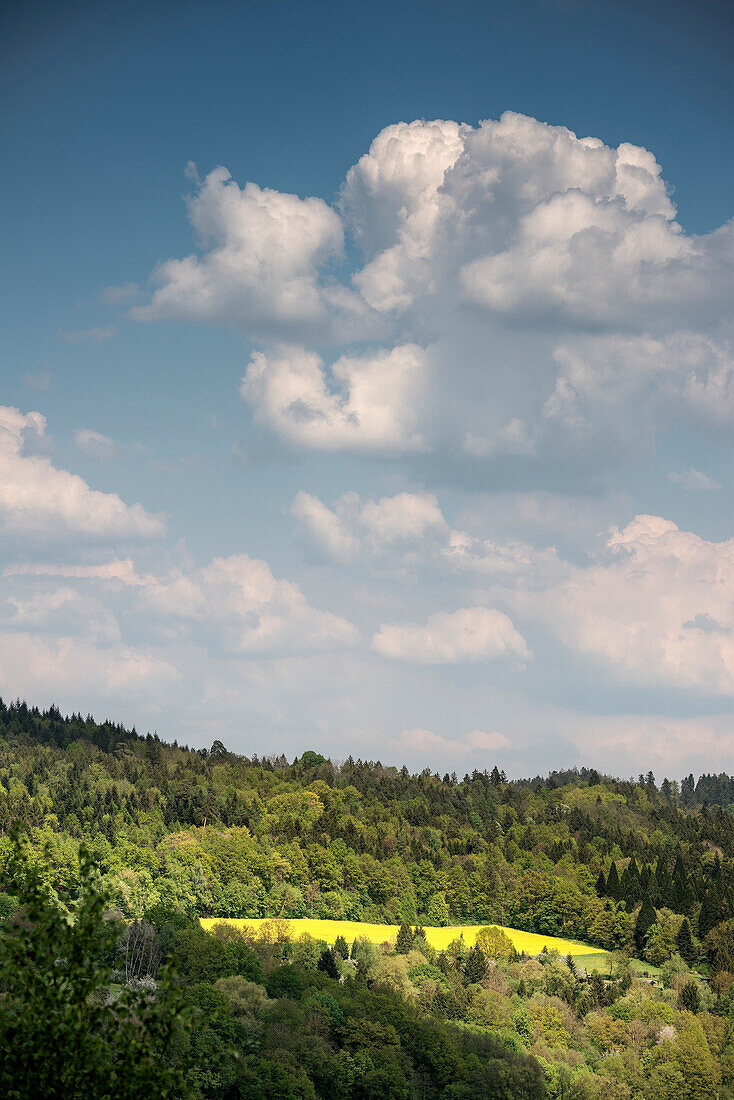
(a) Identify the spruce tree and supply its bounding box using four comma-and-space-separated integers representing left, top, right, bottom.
317, 948, 341, 980
396, 922, 413, 954
635, 896, 657, 953
464, 944, 487, 984
334, 934, 349, 959
595, 870, 606, 897
676, 917, 695, 964
606, 862, 621, 901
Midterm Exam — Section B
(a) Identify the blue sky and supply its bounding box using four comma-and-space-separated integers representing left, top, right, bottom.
1, 0, 734, 777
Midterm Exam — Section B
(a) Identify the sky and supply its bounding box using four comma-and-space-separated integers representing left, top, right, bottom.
1, 0, 734, 778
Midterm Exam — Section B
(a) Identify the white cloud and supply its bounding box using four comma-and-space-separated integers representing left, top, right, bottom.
373, 605, 529, 664
0, 633, 179, 701
2, 559, 155, 585
292, 488, 562, 579
139, 553, 358, 657
241, 343, 427, 452
360, 491, 446, 544
291, 491, 362, 563
520, 514, 734, 694
0, 407, 165, 541
292, 488, 446, 564
134, 167, 367, 337
668, 468, 721, 492
441, 529, 562, 579
74, 428, 118, 460
545, 332, 734, 441
133, 113, 734, 464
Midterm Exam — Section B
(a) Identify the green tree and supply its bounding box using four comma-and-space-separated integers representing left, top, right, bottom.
635, 896, 657, 952
0, 836, 189, 1100
464, 944, 487, 984
677, 980, 700, 1012
396, 921, 414, 954
317, 947, 340, 979
676, 917, 696, 964
427, 892, 450, 927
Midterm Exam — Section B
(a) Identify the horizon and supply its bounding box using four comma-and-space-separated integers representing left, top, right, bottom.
2, 0, 734, 778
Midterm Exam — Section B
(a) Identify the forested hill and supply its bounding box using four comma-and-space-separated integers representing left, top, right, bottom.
2, 696, 734, 965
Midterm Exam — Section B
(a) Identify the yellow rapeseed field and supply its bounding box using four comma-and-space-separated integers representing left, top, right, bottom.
199, 916, 605, 957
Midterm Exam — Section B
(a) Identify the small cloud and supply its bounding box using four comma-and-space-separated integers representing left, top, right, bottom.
668, 468, 720, 492
24, 370, 53, 391
59, 326, 118, 344
99, 282, 140, 306
74, 428, 118, 461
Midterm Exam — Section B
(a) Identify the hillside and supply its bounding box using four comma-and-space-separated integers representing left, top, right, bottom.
3, 698, 734, 1098
2, 697, 734, 957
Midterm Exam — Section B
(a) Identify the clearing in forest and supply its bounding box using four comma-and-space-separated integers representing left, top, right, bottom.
200, 917, 606, 958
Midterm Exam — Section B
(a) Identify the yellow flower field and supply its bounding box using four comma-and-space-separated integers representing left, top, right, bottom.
200, 916, 606, 958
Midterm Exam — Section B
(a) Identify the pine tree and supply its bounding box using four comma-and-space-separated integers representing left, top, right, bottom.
676, 917, 696, 964
595, 870, 607, 897
635, 896, 657, 952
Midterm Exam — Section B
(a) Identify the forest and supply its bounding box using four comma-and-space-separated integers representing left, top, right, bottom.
2, 697, 734, 1098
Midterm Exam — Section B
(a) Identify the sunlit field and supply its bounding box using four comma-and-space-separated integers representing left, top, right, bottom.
200, 917, 606, 958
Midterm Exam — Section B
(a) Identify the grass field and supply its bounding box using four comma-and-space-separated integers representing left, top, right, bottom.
200, 917, 606, 961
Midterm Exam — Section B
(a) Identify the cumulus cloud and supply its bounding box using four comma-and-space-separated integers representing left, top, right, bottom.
0, 407, 165, 541
545, 332, 734, 443
293, 488, 446, 562
134, 167, 367, 337
132, 112, 734, 464
139, 553, 358, 656
519, 515, 734, 694
373, 605, 530, 664
292, 488, 561, 579
241, 343, 427, 452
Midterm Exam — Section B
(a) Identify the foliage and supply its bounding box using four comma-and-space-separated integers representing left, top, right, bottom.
0, 832, 189, 1100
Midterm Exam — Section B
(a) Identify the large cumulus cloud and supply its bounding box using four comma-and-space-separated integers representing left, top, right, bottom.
130, 112, 734, 466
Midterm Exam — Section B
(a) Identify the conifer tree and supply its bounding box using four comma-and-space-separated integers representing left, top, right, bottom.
635, 896, 657, 952
317, 948, 341, 980
334, 934, 349, 959
605, 862, 621, 901
676, 917, 696, 964
464, 944, 487, 984
595, 870, 606, 897
396, 922, 413, 954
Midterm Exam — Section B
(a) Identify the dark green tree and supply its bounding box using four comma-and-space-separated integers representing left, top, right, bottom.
635, 896, 657, 952
464, 945, 487, 984
333, 934, 349, 959
677, 980, 700, 1012
605, 862, 621, 901
676, 917, 696, 964
317, 947, 340, 980
396, 922, 414, 954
